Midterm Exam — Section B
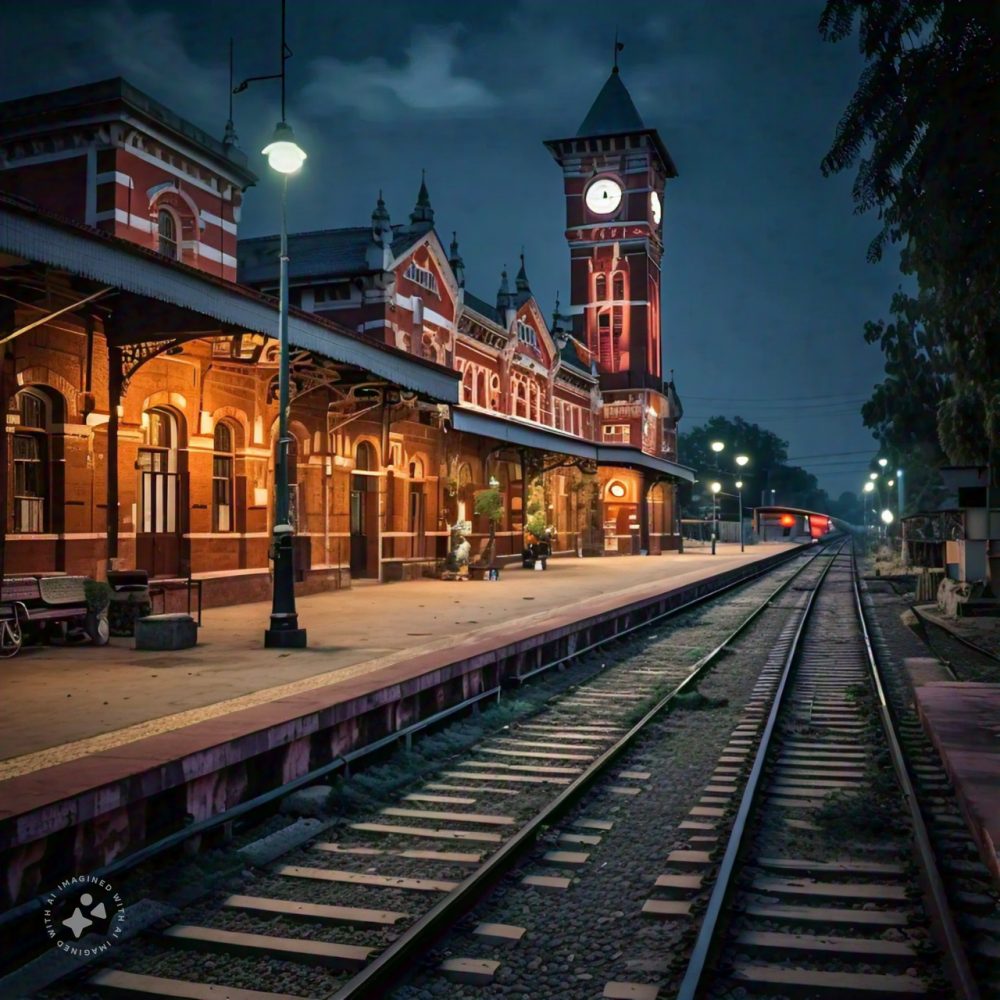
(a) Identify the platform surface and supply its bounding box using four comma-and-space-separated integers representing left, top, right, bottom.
914, 681, 1000, 883
0, 544, 793, 784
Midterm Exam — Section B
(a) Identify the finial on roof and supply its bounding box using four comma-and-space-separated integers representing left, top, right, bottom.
223, 37, 240, 149
410, 171, 434, 226
613, 32, 624, 74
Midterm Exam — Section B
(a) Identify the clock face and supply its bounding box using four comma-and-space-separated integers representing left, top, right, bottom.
585, 177, 623, 216
650, 190, 662, 225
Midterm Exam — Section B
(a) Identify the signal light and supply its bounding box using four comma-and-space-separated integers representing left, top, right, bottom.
779, 514, 795, 527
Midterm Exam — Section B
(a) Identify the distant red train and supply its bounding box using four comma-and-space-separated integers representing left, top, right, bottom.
755, 507, 834, 542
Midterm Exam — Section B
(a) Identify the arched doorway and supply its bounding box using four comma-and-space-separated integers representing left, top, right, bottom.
350, 440, 379, 578
137, 406, 182, 576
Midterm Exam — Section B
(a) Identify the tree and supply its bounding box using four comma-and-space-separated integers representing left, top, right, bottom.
679, 416, 830, 518
820, 1, 1000, 489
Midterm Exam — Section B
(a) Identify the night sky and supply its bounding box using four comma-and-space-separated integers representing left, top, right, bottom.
1, 0, 898, 497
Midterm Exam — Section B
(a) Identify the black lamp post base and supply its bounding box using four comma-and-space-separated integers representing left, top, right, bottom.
264, 624, 307, 648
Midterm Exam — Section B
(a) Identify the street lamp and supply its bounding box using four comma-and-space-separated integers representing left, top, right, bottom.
878, 457, 888, 469
869, 472, 878, 480
256, 0, 308, 649
735, 479, 745, 552
862, 480, 875, 545
710, 481, 721, 555
710, 441, 725, 454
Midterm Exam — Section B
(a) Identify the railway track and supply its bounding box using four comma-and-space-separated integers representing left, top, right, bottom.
16, 544, 837, 1000
669, 543, 977, 1000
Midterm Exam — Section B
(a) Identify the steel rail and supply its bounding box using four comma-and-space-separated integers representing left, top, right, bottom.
854, 557, 981, 1000
0, 542, 818, 955
515, 539, 825, 685
326, 542, 839, 1000
910, 603, 1000, 667
675, 540, 846, 1000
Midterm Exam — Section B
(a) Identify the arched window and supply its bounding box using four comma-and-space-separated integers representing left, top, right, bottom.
515, 381, 527, 418
595, 273, 607, 301
475, 370, 487, 408
12, 390, 48, 532
612, 272, 625, 301
212, 422, 235, 532
158, 209, 178, 259
139, 407, 180, 535
355, 440, 376, 472
462, 365, 474, 403
409, 457, 425, 479
490, 374, 501, 411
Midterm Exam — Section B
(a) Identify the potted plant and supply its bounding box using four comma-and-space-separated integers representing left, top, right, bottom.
470, 482, 504, 580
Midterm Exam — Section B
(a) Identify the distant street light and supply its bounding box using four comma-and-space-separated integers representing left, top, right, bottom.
710, 441, 725, 454
878, 457, 888, 469
881, 509, 894, 525
735, 454, 749, 467
735, 479, 745, 552
710, 481, 722, 555
863, 481, 875, 493
869, 472, 878, 480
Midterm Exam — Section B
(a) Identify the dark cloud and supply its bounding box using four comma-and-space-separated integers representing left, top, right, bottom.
0, 0, 895, 497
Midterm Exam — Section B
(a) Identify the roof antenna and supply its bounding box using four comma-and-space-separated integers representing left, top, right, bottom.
613, 31, 624, 73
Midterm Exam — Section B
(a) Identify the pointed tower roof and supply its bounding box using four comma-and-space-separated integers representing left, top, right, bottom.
410, 170, 434, 227
449, 231, 465, 287
371, 190, 392, 243
576, 67, 646, 137
515, 251, 531, 297
496, 266, 515, 314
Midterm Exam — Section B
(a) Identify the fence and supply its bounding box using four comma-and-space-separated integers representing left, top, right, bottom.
680, 518, 754, 546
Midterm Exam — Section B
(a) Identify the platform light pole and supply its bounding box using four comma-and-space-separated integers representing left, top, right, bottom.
735, 479, 745, 551
710, 481, 721, 555
863, 480, 875, 550
244, 0, 308, 648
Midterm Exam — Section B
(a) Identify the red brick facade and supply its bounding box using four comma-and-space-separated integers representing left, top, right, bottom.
1, 70, 689, 606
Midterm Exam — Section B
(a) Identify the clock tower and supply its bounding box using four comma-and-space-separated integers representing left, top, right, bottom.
545, 63, 679, 459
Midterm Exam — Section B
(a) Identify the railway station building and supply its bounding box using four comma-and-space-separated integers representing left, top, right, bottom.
0, 69, 693, 607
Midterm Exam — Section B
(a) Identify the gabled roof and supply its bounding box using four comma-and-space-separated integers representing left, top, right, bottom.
463, 291, 502, 326
558, 337, 593, 376
238, 225, 421, 286
577, 68, 646, 136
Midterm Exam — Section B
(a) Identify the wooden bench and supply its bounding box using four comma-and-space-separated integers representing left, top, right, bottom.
0, 575, 110, 657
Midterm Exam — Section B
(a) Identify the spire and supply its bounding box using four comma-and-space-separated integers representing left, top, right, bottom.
496, 266, 515, 314
371, 190, 392, 244
410, 169, 434, 227
449, 231, 465, 287
576, 67, 645, 137
515, 250, 530, 295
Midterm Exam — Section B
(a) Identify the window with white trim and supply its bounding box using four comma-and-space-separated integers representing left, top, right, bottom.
603, 423, 630, 444
157, 208, 178, 259
404, 261, 438, 295
516, 320, 538, 349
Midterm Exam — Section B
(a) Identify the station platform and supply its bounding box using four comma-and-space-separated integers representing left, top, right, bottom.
914, 681, 1000, 885
0, 542, 798, 913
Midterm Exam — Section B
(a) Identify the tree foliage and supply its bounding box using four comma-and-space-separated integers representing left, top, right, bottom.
679, 416, 832, 518
820, 0, 999, 484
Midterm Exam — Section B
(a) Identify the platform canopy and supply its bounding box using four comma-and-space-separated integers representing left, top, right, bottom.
452, 407, 694, 481
0, 196, 459, 403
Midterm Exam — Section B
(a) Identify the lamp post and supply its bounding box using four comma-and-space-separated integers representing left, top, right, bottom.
710, 481, 721, 555
735, 479, 745, 552
249, 0, 308, 648
863, 480, 875, 550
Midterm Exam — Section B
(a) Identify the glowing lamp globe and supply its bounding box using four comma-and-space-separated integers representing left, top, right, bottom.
863, 481, 875, 493
880, 509, 894, 525
262, 122, 307, 174
735, 480, 743, 489
735, 454, 749, 467
869, 472, 878, 480
878, 458, 888, 468
710, 441, 725, 453
710, 481, 722, 494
